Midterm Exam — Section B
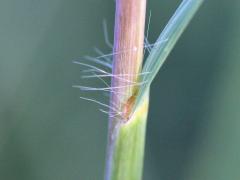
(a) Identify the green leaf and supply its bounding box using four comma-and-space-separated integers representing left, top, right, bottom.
134, 0, 203, 111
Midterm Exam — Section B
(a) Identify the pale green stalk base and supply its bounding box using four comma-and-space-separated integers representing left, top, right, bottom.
109, 92, 149, 180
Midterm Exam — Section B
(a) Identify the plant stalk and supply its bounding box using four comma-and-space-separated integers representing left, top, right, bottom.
105, 0, 147, 180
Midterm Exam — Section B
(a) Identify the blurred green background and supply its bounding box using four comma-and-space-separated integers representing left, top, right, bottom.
0, 0, 239, 179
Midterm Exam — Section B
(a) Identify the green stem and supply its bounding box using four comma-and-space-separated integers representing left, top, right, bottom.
105, 0, 147, 179
111, 92, 149, 180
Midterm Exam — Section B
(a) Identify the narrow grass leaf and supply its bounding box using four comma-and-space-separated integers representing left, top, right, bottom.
134, 0, 204, 111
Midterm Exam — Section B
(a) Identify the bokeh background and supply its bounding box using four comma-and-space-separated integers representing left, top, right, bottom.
0, 0, 239, 179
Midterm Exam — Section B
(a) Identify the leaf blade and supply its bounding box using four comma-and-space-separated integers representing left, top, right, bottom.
135, 0, 204, 111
